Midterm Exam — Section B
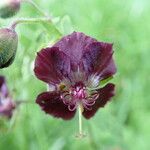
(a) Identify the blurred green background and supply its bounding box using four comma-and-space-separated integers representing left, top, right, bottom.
0, 0, 150, 149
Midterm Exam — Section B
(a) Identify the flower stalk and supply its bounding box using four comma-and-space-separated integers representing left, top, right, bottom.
79, 103, 82, 135
77, 103, 85, 138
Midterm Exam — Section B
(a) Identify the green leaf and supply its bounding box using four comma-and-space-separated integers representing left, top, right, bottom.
41, 20, 62, 42
88, 76, 114, 91
59, 15, 74, 35
100, 76, 114, 86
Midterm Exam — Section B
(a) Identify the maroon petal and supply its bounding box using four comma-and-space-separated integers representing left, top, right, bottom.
0, 76, 9, 97
54, 32, 97, 71
82, 83, 115, 119
34, 47, 71, 84
82, 42, 116, 79
100, 58, 117, 80
36, 91, 76, 120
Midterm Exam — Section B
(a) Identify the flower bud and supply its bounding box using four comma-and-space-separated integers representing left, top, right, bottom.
0, 0, 20, 18
0, 28, 18, 68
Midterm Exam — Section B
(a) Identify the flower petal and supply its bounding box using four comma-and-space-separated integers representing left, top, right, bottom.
36, 91, 76, 120
82, 83, 115, 119
100, 58, 117, 80
82, 42, 116, 79
34, 47, 71, 84
54, 32, 97, 71
0, 98, 15, 118
0, 76, 9, 97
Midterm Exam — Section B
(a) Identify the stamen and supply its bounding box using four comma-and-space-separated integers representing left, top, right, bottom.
86, 92, 99, 102
62, 99, 70, 105
82, 103, 92, 110
68, 104, 77, 111
60, 84, 99, 113
92, 92, 99, 100
61, 91, 72, 105
82, 99, 95, 106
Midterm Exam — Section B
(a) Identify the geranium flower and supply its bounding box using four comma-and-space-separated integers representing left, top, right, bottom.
0, 76, 15, 118
34, 31, 117, 122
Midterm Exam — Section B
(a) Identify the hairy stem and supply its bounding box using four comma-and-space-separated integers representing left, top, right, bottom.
10, 17, 51, 29
19, 0, 62, 36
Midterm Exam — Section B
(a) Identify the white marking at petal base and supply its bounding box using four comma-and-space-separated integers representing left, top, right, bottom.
47, 84, 56, 91
88, 75, 100, 88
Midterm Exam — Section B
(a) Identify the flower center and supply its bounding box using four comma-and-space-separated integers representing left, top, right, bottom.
72, 86, 86, 100
60, 82, 99, 111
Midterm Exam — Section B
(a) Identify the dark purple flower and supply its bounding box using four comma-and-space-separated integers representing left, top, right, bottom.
0, 76, 15, 118
34, 32, 117, 120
